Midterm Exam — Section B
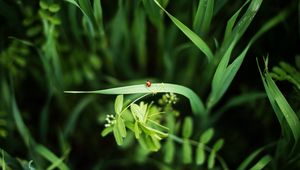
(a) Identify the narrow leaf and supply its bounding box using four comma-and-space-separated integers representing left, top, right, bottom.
101, 126, 113, 137
201, 128, 214, 144
113, 125, 123, 145
164, 139, 175, 163
153, 0, 213, 62
196, 143, 205, 165
193, 0, 214, 36
117, 117, 126, 138
182, 117, 193, 138
114, 95, 123, 114
65, 83, 206, 116
182, 139, 192, 164
213, 139, 224, 151
208, 150, 216, 169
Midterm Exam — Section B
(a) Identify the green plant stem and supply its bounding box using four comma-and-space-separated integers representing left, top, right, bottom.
168, 134, 229, 170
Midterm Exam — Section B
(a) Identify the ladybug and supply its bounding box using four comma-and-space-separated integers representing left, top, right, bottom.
146, 80, 151, 87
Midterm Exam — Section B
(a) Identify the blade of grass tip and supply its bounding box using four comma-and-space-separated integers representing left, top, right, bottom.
153, 0, 213, 62
249, 155, 272, 170
93, 0, 104, 31
193, 0, 214, 36
65, 83, 206, 116
222, 0, 250, 47
35, 145, 69, 170
63, 96, 94, 137
221, 0, 261, 55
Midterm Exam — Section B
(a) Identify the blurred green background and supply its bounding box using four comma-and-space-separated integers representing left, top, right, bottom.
0, 0, 300, 169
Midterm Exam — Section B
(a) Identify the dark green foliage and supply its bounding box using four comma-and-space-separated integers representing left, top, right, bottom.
0, 0, 299, 169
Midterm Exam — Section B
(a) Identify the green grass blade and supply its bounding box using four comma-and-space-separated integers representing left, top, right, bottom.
77, 0, 96, 25
265, 73, 300, 144
93, 0, 104, 29
65, 83, 206, 116
221, 0, 262, 55
193, 0, 214, 36
249, 155, 272, 170
154, 0, 214, 62
258, 59, 300, 149
222, 0, 250, 46
35, 145, 69, 170
208, 4, 288, 109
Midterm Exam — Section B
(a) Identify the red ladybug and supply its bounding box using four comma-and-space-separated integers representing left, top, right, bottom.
146, 80, 151, 87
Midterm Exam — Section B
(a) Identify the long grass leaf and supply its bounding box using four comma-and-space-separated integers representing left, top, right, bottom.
258, 59, 300, 150
154, 0, 213, 62
65, 83, 206, 116
208, 3, 288, 109
193, 0, 214, 36
222, 0, 250, 46
265, 73, 300, 144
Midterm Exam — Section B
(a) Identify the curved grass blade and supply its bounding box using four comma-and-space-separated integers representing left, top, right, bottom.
153, 0, 213, 62
249, 155, 272, 170
258, 60, 300, 150
65, 83, 205, 116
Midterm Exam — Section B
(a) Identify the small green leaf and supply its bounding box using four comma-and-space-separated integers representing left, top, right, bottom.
134, 121, 141, 139
196, 143, 205, 165
201, 128, 214, 144
182, 117, 193, 138
182, 139, 192, 164
164, 139, 175, 163
101, 126, 113, 137
213, 139, 224, 151
113, 125, 123, 145
117, 117, 126, 138
208, 150, 216, 169
49, 4, 61, 13
114, 95, 123, 114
